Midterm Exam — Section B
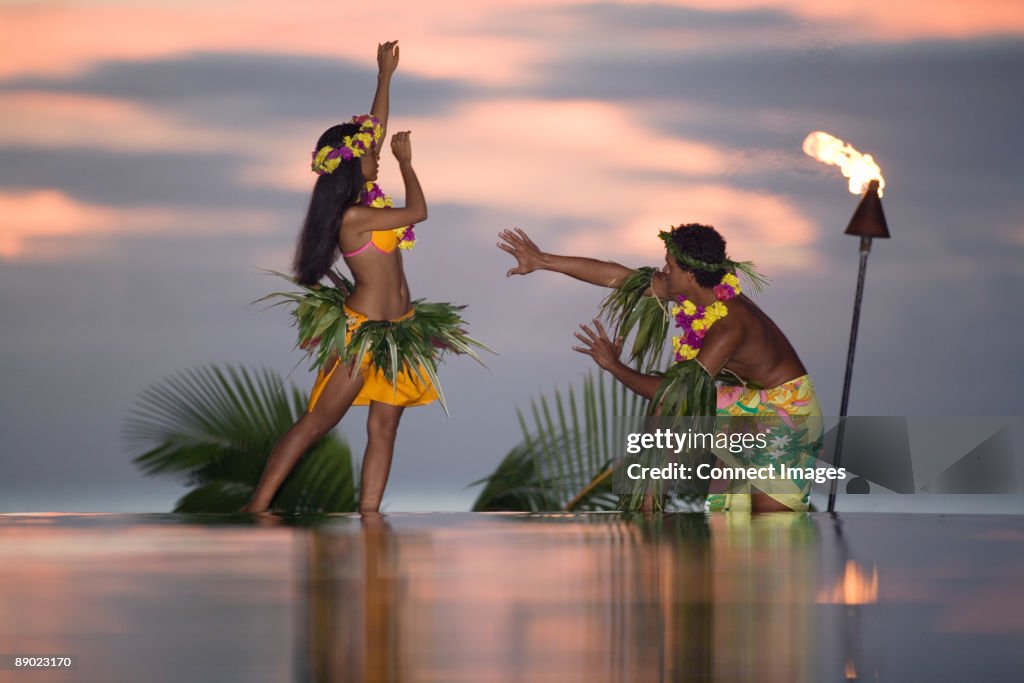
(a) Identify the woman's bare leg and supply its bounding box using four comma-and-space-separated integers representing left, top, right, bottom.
242, 361, 365, 513
358, 401, 405, 513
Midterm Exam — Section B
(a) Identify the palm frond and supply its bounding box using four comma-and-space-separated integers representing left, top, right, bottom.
470, 370, 650, 512
732, 260, 771, 295
255, 268, 354, 372
598, 266, 672, 373
122, 363, 356, 513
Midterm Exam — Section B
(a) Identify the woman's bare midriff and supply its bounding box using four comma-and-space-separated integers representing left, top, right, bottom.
342, 252, 411, 320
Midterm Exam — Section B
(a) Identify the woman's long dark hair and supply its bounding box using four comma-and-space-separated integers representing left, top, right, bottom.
293, 123, 366, 286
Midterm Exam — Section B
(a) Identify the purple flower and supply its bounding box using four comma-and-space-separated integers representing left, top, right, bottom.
714, 283, 736, 300
340, 148, 353, 161
325, 148, 342, 160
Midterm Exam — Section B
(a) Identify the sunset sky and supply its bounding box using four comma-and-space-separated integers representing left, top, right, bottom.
1, 0, 1022, 512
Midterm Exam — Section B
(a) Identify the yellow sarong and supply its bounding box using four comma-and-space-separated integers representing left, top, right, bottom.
306, 304, 439, 412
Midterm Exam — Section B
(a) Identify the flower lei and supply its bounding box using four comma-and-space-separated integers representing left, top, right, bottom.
361, 182, 416, 250
310, 114, 415, 250
670, 272, 741, 361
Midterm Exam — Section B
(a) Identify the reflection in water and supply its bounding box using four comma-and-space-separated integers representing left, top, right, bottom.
819, 560, 879, 605
306, 514, 402, 682
303, 513, 821, 682
2, 512, 1023, 682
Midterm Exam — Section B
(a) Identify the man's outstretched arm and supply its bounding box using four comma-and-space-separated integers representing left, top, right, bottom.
498, 228, 636, 288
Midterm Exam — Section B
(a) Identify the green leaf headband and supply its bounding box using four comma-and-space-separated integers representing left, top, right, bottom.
658, 228, 770, 294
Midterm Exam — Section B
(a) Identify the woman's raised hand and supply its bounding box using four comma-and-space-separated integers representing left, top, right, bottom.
378, 40, 399, 76
390, 131, 412, 163
498, 228, 545, 277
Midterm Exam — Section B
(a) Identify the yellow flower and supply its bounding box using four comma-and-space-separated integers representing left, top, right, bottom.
692, 319, 706, 331
313, 146, 334, 171
723, 273, 740, 288
682, 299, 697, 315
706, 302, 728, 322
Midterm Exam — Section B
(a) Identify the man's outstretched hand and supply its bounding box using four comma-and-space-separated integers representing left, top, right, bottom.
498, 228, 545, 277
573, 319, 624, 371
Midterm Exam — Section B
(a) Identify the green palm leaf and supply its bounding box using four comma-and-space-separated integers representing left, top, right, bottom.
122, 364, 356, 513
470, 371, 649, 512
598, 266, 672, 374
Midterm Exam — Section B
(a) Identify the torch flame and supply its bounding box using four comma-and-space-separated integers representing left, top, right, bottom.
818, 560, 879, 604
803, 131, 885, 197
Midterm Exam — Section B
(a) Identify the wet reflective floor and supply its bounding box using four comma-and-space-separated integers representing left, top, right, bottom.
1, 512, 1022, 682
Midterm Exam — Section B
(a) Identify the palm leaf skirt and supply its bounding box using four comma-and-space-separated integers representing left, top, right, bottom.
256, 268, 493, 414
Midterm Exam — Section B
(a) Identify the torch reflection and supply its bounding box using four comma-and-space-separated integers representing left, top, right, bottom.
818, 554, 880, 681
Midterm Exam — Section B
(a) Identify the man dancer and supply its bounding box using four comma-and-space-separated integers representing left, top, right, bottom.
498, 224, 823, 512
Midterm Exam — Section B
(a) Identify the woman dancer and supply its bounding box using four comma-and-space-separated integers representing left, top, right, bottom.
242, 42, 483, 514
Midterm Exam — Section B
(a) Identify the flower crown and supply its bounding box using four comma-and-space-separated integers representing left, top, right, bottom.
658, 225, 769, 294
310, 115, 384, 175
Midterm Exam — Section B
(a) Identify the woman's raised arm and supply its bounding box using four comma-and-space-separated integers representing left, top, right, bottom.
370, 40, 399, 151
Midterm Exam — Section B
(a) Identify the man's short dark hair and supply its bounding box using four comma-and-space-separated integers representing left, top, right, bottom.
668, 223, 727, 288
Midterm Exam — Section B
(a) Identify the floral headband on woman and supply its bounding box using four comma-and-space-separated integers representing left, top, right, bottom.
310, 115, 384, 175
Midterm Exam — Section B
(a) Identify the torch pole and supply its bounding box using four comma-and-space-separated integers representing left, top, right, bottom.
827, 235, 873, 513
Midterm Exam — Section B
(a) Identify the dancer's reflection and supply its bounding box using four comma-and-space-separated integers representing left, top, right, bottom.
307, 515, 401, 683
631, 514, 714, 681
361, 513, 401, 683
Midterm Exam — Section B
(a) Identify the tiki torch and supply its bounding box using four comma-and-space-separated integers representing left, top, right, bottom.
802, 133, 889, 513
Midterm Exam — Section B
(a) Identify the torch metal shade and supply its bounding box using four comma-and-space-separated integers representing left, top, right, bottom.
844, 179, 890, 238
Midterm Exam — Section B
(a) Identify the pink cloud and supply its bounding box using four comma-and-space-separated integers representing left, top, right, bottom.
1, 0, 1020, 84
0, 1, 539, 83
381, 99, 732, 214
557, 182, 821, 273
0, 189, 278, 261
0, 91, 228, 152
243, 98, 819, 273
